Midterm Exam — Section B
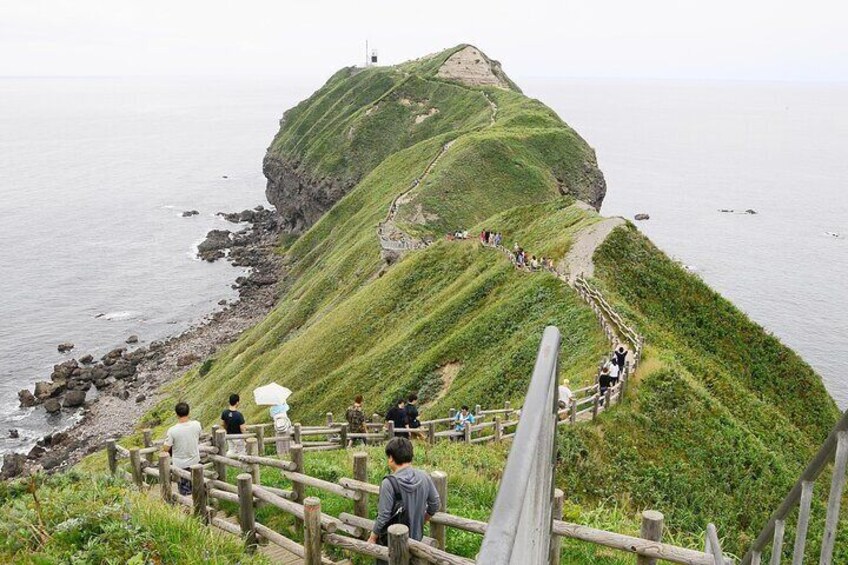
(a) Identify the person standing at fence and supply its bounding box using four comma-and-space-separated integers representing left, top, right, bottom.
346, 395, 367, 447
162, 401, 201, 496
221, 393, 247, 456
385, 398, 409, 438
558, 379, 573, 409
405, 393, 422, 439
368, 437, 441, 564
452, 405, 476, 440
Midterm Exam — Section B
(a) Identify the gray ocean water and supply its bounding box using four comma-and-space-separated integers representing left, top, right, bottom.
1, 77, 845, 461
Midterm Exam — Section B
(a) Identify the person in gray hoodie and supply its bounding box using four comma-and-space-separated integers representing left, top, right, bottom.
367, 437, 440, 562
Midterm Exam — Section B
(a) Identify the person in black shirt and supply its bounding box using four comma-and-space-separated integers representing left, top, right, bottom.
614, 346, 628, 372
598, 366, 615, 406
221, 393, 247, 455
385, 398, 409, 438
405, 393, 422, 439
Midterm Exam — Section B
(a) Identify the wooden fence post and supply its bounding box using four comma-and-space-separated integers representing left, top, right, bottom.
386, 421, 395, 442
142, 429, 154, 465
449, 408, 456, 422
246, 437, 260, 485
428, 421, 436, 444
569, 397, 577, 424
494, 417, 502, 442
464, 420, 471, 443
637, 510, 664, 565
191, 464, 209, 524
549, 489, 564, 565
430, 471, 447, 550
326, 412, 334, 427
293, 423, 302, 445
354, 452, 369, 519
303, 496, 323, 565
388, 523, 411, 565
504, 401, 511, 412
159, 453, 171, 503
129, 448, 143, 487
592, 394, 600, 420
213, 428, 227, 481
106, 440, 117, 475
339, 423, 348, 449
291, 444, 305, 529
474, 404, 482, 417
256, 426, 265, 455
237, 473, 257, 552
604, 388, 612, 409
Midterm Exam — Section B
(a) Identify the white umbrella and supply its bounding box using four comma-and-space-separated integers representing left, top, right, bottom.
253, 383, 292, 406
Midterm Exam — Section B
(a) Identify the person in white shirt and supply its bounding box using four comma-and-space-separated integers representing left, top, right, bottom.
608, 360, 621, 384
558, 379, 573, 410
162, 401, 202, 495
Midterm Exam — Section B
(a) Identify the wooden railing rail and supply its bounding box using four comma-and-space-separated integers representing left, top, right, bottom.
741, 408, 848, 565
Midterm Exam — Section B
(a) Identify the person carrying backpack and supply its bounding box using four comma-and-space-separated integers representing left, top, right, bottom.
368, 437, 440, 564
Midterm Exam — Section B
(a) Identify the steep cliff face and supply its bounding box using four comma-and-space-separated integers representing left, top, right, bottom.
263, 44, 606, 234
263, 153, 352, 233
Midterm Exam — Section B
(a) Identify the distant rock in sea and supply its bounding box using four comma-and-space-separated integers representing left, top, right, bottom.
182, 210, 200, 217
57, 342, 74, 353
634, 213, 650, 221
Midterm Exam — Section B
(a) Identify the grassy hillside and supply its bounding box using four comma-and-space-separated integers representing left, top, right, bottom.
0, 472, 268, 564
60, 44, 841, 562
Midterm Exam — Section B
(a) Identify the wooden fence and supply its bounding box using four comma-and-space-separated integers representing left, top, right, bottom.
106, 431, 723, 565
740, 408, 848, 565
104, 328, 726, 565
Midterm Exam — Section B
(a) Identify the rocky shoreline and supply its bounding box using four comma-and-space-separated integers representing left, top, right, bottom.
2, 206, 283, 480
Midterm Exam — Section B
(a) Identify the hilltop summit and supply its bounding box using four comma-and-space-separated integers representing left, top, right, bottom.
263, 44, 605, 234
435, 45, 518, 90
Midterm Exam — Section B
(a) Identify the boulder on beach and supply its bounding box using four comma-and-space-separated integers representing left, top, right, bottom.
34, 381, 55, 400
79, 354, 94, 364
126, 335, 139, 344
0, 452, 27, 479
176, 353, 200, 367
197, 229, 233, 261
57, 342, 74, 353
634, 213, 651, 221
63, 390, 86, 408
43, 398, 61, 414
18, 389, 38, 408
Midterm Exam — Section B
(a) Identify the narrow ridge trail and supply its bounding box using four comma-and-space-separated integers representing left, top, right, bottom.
376, 88, 499, 253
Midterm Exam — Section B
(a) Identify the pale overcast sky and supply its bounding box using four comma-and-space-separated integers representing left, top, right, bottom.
1, 0, 846, 81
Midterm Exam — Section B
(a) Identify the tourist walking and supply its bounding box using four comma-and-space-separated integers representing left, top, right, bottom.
614, 345, 628, 371
385, 398, 409, 438
608, 359, 621, 385
558, 379, 573, 409
346, 395, 367, 446
221, 393, 247, 456
598, 366, 615, 405
368, 438, 441, 564
405, 393, 422, 439
162, 402, 202, 495
453, 405, 476, 440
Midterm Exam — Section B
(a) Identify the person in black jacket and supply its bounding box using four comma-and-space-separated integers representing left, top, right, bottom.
385, 398, 409, 438
405, 394, 422, 439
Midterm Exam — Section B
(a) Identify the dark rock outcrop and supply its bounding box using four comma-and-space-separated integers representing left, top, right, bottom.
263, 154, 354, 234
1, 453, 26, 479
634, 213, 651, 221
63, 390, 86, 408
182, 210, 200, 217
18, 389, 37, 408
57, 342, 74, 353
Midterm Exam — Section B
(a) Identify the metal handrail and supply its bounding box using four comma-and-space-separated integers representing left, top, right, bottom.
477, 326, 561, 564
